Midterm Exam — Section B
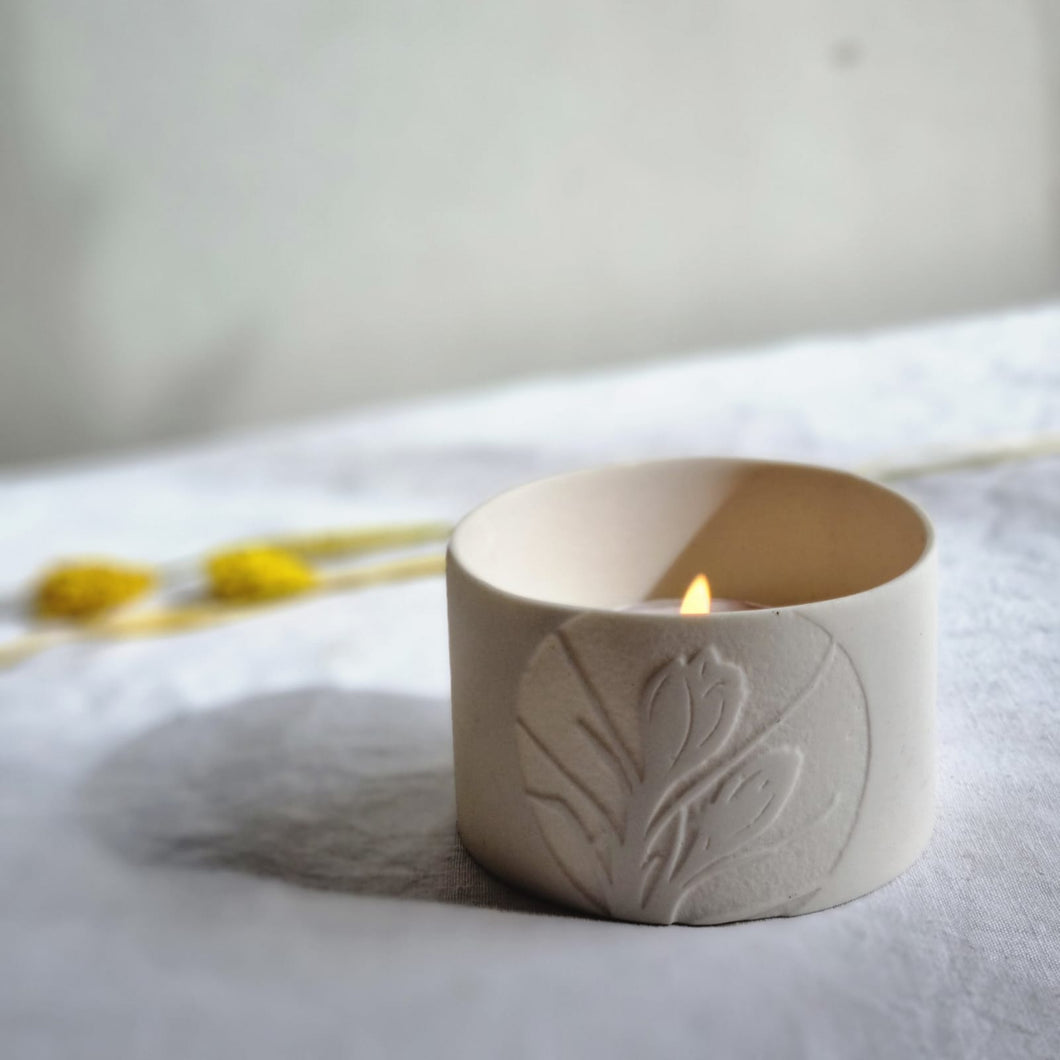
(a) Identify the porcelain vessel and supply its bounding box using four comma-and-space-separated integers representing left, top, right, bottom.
447, 458, 936, 924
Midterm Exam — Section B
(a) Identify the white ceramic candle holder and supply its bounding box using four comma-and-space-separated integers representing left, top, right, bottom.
447, 458, 936, 925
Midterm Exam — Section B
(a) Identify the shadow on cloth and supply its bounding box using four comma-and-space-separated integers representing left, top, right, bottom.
79, 687, 556, 915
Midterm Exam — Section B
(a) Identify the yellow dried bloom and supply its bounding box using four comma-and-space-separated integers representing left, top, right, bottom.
205, 547, 316, 604
34, 562, 156, 621
4, 550, 445, 667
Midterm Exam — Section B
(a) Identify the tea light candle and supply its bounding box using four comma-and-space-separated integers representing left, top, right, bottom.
625, 573, 763, 615
626, 597, 760, 614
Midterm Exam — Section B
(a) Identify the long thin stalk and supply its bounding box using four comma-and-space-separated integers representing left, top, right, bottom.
859, 431, 1060, 482
252, 521, 452, 559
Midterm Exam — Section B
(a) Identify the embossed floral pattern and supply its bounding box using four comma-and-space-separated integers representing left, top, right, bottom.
518, 638, 840, 923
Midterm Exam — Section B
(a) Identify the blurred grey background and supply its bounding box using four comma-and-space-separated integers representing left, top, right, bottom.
2, 1, 1059, 466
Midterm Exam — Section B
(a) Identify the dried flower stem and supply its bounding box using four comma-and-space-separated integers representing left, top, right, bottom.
1, 552, 446, 668
255, 522, 452, 558
858, 431, 1060, 483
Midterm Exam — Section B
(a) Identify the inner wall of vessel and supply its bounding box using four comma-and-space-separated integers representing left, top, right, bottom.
451, 460, 930, 609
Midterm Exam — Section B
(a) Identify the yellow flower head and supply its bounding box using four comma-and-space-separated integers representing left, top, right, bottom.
205, 547, 316, 604
34, 561, 156, 621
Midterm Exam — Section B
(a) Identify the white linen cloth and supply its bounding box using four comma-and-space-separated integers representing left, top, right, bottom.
1, 307, 1058, 1059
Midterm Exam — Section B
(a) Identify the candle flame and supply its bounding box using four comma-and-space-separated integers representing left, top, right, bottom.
680, 574, 712, 615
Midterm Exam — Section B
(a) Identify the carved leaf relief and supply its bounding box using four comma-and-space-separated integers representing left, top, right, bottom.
517, 628, 861, 924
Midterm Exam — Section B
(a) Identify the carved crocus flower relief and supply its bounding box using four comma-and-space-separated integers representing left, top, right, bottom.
516, 616, 867, 924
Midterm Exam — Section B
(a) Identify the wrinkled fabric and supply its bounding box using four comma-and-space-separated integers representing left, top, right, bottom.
1, 306, 1058, 1059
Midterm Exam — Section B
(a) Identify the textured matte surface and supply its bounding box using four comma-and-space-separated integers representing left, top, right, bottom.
1, 307, 1059, 1057
449, 460, 935, 924
511, 608, 874, 923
